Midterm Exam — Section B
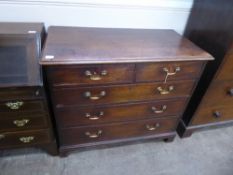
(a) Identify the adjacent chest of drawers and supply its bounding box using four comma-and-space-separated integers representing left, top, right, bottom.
0, 23, 57, 155
177, 0, 233, 137
41, 27, 213, 155
178, 45, 233, 137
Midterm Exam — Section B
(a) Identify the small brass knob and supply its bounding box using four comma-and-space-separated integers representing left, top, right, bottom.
0, 134, 5, 140
157, 86, 174, 95
85, 70, 108, 81
213, 111, 221, 118
85, 111, 104, 120
84, 91, 106, 100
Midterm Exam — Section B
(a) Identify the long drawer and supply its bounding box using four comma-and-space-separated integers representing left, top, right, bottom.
53, 80, 195, 107
0, 112, 48, 131
0, 100, 46, 112
60, 117, 178, 146
191, 104, 233, 125
47, 64, 134, 86
198, 80, 233, 107
56, 99, 186, 128
136, 61, 204, 82
0, 129, 52, 148
0, 87, 44, 101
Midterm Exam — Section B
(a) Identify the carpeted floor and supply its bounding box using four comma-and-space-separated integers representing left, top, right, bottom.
1, 127, 233, 175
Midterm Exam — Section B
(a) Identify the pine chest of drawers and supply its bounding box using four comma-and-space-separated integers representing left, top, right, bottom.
41, 27, 213, 155
0, 23, 57, 155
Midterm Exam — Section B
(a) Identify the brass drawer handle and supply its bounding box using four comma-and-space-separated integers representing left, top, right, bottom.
151, 105, 167, 114
13, 119, 30, 127
163, 67, 181, 76
213, 111, 221, 118
19, 136, 34, 143
5, 101, 24, 110
85, 70, 108, 81
146, 123, 160, 131
84, 91, 106, 100
0, 134, 5, 140
157, 86, 174, 95
85, 130, 102, 138
86, 111, 104, 120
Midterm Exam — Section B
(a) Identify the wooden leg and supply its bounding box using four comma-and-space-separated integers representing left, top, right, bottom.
59, 150, 69, 158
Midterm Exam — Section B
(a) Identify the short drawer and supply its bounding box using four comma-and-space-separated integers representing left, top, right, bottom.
53, 80, 195, 107
191, 105, 233, 125
136, 61, 204, 82
59, 117, 178, 146
46, 64, 134, 86
0, 112, 48, 131
0, 100, 46, 112
0, 129, 52, 148
56, 99, 186, 128
0, 87, 44, 101
199, 80, 233, 107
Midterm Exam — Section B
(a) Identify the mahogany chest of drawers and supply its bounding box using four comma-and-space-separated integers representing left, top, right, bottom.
0, 23, 57, 155
41, 27, 213, 155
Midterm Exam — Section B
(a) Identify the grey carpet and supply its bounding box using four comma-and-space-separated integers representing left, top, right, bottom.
1, 127, 233, 175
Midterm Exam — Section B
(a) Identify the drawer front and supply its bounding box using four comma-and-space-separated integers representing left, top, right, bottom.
191, 105, 233, 125
60, 117, 178, 146
53, 80, 195, 107
0, 87, 44, 101
0, 129, 52, 148
56, 99, 186, 128
199, 80, 233, 107
0, 100, 46, 112
0, 112, 48, 131
47, 64, 134, 86
136, 61, 204, 82
216, 52, 233, 81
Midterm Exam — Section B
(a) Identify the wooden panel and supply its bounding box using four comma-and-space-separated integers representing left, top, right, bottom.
47, 64, 134, 86
59, 117, 178, 146
191, 105, 233, 125
56, 99, 186, 128
136, 61, 204, 82
0, 129, 52, 148
0, 112, 48, 131
41, 27, 213, 65
0, 87, 44, 101
52, 80, 195, 107
0, 100, 46, 112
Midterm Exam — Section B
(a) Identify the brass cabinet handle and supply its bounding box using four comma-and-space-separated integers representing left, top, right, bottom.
163, 66, 181, 76
146, 123, 160, 131
13, 119, 30, 127
19, 136, 34, 143
0, 134, 5, 140
85, 111, 104, 120
157, 86, 174, 95
5, 101, 24, 110
85, 70, 108, 81
151, 105, 167, 114
213, 111, 221, 118
84, 91, 106, 100
85, 130, 102, 138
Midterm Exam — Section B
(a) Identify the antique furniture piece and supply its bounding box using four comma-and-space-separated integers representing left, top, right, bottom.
177, 0, 233, 137
0, 23, 57, 155
41, 26, 213, 155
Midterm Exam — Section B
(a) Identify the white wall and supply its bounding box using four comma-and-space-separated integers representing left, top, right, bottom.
0, 0, 193, 34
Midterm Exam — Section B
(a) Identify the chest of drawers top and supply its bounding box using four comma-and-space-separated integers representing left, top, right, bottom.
41, 27, 213, 65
